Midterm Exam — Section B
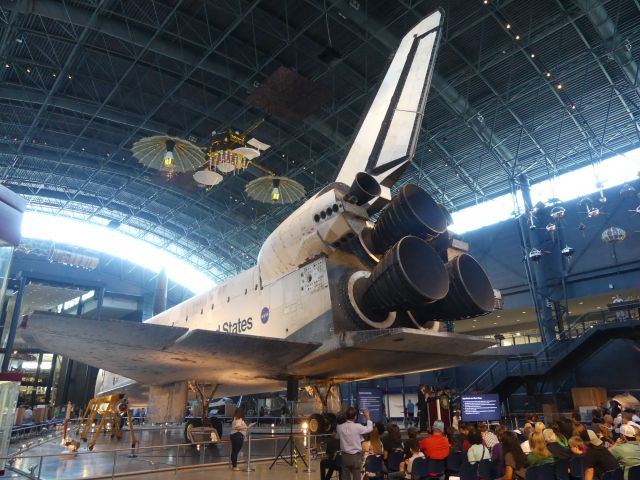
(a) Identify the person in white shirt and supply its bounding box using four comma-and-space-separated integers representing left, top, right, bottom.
336, 406, 373, 480
452, 410, 461, 431
229, 409, 251, 471
467, 429, 491, 463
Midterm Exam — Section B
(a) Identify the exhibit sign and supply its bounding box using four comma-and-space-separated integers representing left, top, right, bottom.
460, 393, 500, 422
358, 388, 384, 423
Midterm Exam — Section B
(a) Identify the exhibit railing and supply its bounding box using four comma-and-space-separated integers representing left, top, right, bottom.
5, 430, 323, 479
461, 308, 639, 395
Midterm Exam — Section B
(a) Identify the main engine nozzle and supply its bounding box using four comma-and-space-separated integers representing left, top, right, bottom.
409, 253, 494, 322
349, 236, 449, 327
367, 184, 447, 254
344, 172, 381, 206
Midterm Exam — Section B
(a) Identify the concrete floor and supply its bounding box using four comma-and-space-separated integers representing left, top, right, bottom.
8, 425, 313, 479
129, 459, 324, 479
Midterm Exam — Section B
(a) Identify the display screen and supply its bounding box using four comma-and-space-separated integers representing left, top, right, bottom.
358, 388, 384, 423
461, 394, 500, 422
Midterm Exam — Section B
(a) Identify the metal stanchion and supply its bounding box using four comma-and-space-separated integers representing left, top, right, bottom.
244, 431, 255, 472
199, 443, 206, 465
36, 455, 43, 479
303, 430, 314, 473
111, 449, 117, 478
175, 445, 180, 478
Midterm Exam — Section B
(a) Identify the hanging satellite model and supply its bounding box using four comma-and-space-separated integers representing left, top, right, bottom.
131, 119, 270, 187
601, 226, 626, 244
549, 206, 566, 222
545, 222, 557, 242
601, 226, 626, 263
206, 119, 265, 175
529, 247, 543, 262
561, 244, 575, 261
578, 222, 587, 237
580, 197, 602, 218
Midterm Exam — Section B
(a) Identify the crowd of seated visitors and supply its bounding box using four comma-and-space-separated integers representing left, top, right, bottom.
324, 407, 640, 480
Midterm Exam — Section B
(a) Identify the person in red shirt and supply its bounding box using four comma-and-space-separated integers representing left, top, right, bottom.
419, 420, 451, 460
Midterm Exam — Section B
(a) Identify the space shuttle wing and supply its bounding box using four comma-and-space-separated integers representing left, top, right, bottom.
289, 328, 496, 381
336, 10, 443, 187
20, 312, 320, 387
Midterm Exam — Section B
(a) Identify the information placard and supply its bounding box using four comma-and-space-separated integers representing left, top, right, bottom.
358, 388, 384, 423
461, 394, 500, 422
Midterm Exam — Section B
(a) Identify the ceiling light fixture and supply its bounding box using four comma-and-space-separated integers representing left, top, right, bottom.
556, 83, 563, 89
515, 34, 520, 40
506, 23, 511, 29
545, 72, 552, 78
530, 53, 535, 58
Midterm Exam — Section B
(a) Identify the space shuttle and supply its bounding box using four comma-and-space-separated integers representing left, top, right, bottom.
20, 10, 497, 426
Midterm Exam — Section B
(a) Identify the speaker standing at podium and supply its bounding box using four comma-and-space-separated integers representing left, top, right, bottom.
417, 384, 427, 432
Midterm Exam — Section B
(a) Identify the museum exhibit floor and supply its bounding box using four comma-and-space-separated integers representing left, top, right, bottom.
6, 425, 314, 479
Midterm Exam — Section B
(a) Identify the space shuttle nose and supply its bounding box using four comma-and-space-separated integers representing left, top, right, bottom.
409, 253, 494, 322
344, 172, 381, 205
368, 184, 447, 254
354, 236, 449, 319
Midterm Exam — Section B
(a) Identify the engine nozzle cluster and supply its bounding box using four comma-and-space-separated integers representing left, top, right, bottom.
347, 182, 494, 329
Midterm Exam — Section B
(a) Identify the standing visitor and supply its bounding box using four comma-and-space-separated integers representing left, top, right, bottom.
230, 409, 249, 471
407, 399, 415, 427
337, 407, 373, 480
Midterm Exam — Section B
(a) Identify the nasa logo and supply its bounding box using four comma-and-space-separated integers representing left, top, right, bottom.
260, 307, 269, 324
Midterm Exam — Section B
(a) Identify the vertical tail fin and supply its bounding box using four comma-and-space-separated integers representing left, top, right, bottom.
335, 10, 443, 187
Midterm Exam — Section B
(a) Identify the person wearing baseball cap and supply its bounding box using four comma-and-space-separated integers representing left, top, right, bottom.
584, 429, 619, 480
610, 425, 640, 480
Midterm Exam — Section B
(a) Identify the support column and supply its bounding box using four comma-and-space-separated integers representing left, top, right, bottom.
82, 287, 104, 406
153, 268, 168, 316
0, 297, 9, 331
1, 275, 26, 372
31, 352, 43, 406
44, 354, 57, 405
